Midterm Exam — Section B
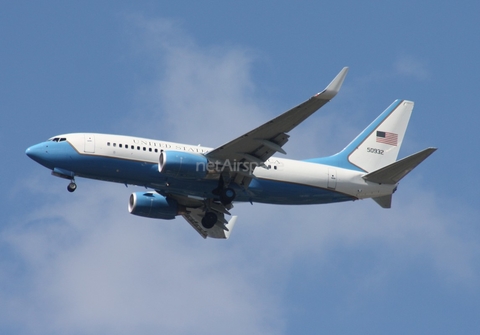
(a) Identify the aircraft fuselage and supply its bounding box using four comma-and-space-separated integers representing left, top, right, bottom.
26, 133, 394, 205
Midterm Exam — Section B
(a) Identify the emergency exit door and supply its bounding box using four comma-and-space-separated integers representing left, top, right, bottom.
84, 134, 95, 153
327, 168, 337, 190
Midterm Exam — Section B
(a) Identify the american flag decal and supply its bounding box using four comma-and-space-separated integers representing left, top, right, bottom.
376, 131, 398, 146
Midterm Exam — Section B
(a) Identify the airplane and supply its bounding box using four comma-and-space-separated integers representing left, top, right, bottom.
26, 67, 436, 239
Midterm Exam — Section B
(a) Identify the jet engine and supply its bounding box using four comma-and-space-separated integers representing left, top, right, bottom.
128, 192, 179, 220
158, 150, 209, 179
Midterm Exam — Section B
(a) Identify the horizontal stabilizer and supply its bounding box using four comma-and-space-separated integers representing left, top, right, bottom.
363, 147, 437, 184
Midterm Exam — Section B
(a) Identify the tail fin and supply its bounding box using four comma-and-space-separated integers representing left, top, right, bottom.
309, 100, 414, 172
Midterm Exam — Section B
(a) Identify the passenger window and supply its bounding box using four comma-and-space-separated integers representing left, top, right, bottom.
113, 143, 116, 147
107, 142, 110, 146
155, 149, 158, 153
137, 146, 140, 150
143, 147, 146, 151
149, 148, 152, 152
119, 144, 122, 148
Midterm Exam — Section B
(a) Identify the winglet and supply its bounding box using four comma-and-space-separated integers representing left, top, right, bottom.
223, 216, 238, 239
315, 67, 349, 100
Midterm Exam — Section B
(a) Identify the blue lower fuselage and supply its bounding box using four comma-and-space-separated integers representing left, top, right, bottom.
26, 141, 355, 205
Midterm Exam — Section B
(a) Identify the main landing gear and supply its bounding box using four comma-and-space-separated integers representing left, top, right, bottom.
220, 187, 235, 205
201, 212, 218, 229
200, 175, 236, 229
67, 180, 77, 192
213, 174, 236, 205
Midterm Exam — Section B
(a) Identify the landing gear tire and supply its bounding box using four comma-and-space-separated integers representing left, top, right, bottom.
220, 188, 236, 205
201, 212, 217, 229
67, 182, 77, 193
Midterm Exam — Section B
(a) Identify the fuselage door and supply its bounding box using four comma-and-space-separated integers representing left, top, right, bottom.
84, 134, 95, 153
327, 168, 337, 190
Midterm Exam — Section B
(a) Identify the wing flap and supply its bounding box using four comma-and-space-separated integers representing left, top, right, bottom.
168, 193, 237, 239
182, 210, 208, 239
182, 208, 237, 239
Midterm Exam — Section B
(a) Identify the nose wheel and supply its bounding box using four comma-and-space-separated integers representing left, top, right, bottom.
67, 181, 77, 192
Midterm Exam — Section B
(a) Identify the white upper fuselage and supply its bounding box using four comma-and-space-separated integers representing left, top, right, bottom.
28, 132, 396, 205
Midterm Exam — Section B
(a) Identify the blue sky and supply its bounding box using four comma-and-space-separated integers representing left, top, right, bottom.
2, 1, 480, 334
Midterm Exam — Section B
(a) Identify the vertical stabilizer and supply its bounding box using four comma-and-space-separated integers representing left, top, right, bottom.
306, 100, 414, 172
346, 100, 413, 172
313, 99, 413, 172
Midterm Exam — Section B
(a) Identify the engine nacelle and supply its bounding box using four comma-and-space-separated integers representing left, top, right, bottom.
158, 150, 209, 179
128, 192, 178, 220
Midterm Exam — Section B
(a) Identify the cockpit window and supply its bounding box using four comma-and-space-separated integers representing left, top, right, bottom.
47, 137, 67, 142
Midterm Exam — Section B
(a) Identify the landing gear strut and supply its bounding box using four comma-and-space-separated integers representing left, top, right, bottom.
213, 174, 236, 205
201, 211, 217, 229
67, 181, 77, 192
220, 187, 236, 205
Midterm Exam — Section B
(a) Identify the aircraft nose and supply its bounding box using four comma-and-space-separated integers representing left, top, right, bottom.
26, 143, 48, 164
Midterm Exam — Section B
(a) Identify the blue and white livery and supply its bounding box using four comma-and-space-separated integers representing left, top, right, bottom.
26, 68, 436, 239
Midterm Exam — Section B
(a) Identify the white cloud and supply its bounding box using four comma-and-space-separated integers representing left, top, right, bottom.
2, 181, 283, 335
125, 15, 268, 147
394, 55, 429, 80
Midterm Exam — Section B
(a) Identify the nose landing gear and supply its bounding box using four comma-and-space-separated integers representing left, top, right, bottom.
67, 181, 77, 192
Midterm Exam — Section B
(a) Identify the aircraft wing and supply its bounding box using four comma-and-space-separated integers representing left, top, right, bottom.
167, 193, 237, 239
182, 208, 237, 239
206, 67, 348, 187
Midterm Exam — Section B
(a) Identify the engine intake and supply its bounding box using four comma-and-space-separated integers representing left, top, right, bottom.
158, 150, 209, 179
128, 192, 178, 220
